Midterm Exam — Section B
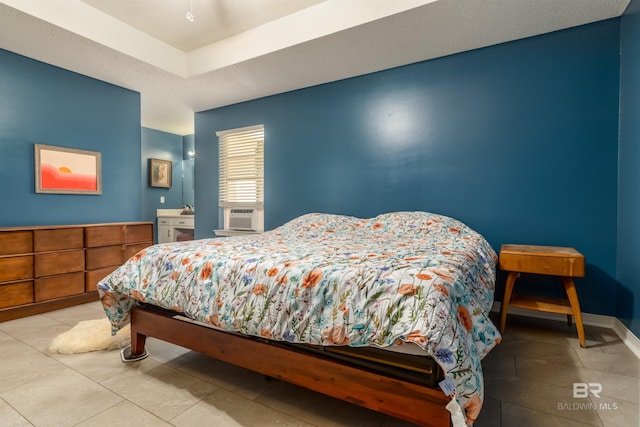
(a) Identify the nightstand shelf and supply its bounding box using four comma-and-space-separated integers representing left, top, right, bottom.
508, 294, 573, 315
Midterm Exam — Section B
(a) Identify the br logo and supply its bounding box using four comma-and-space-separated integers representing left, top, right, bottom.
573, 383, 602, 398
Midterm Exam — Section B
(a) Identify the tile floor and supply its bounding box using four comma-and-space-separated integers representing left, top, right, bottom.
0, 301, 638, 426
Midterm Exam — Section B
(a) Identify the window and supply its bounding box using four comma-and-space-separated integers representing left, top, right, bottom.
217, 124, 264, 231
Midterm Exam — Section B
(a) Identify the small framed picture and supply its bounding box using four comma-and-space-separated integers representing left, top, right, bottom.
149, 158, 172, 188
34, 144, 102, 195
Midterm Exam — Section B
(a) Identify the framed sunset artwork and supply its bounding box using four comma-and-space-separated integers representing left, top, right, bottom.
34, 144, 102, 195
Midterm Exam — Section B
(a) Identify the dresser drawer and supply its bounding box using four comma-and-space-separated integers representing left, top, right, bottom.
86, 245, 125, 270
34, 250, 85, 277
85, 225, 125, 247
0, 231, 33, 256
34, 272, 84, 302
85, 266, 119, 292
0, 255, 33, 282
0, 281, 34, 308
34, 228, 84, 252
126, 224, 153, 244
125, 242, 151, 259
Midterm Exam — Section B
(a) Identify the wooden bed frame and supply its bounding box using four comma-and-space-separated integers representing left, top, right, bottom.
126, 305, 452, 427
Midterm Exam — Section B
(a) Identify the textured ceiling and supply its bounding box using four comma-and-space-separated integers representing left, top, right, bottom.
0, 0, 631, 135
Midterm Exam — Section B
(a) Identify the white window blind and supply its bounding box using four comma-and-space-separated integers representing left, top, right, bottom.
217, 125, 264, 208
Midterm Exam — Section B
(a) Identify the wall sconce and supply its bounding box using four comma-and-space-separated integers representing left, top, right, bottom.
188, 150, 195, 158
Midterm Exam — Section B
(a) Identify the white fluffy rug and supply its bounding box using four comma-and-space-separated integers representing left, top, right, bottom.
48, 318, 130, 354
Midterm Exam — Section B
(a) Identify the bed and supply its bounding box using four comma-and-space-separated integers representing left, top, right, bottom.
98, 211, 501, 426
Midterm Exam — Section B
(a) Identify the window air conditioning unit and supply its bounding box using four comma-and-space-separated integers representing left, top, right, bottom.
228, 208, 258, 231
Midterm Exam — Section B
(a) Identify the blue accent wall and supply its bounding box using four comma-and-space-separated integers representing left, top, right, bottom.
141, 127, 184, 241
196, 20, 621, 317
618, 0, 640, 337
0, 48, 142, 226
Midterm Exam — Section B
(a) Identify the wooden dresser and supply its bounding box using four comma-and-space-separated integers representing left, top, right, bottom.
0, 222, 153, 322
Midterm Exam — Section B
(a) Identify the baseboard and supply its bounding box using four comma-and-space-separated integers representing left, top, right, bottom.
612, 318, 640, 359
491, 302, 640, 359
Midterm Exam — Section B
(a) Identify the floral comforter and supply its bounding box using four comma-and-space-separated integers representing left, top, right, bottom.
98, 211, 500, 425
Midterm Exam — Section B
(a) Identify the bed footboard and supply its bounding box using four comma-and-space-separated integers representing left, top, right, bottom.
126, 305, 451, 427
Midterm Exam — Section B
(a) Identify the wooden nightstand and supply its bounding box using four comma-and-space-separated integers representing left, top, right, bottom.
499, 244, 586, 347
